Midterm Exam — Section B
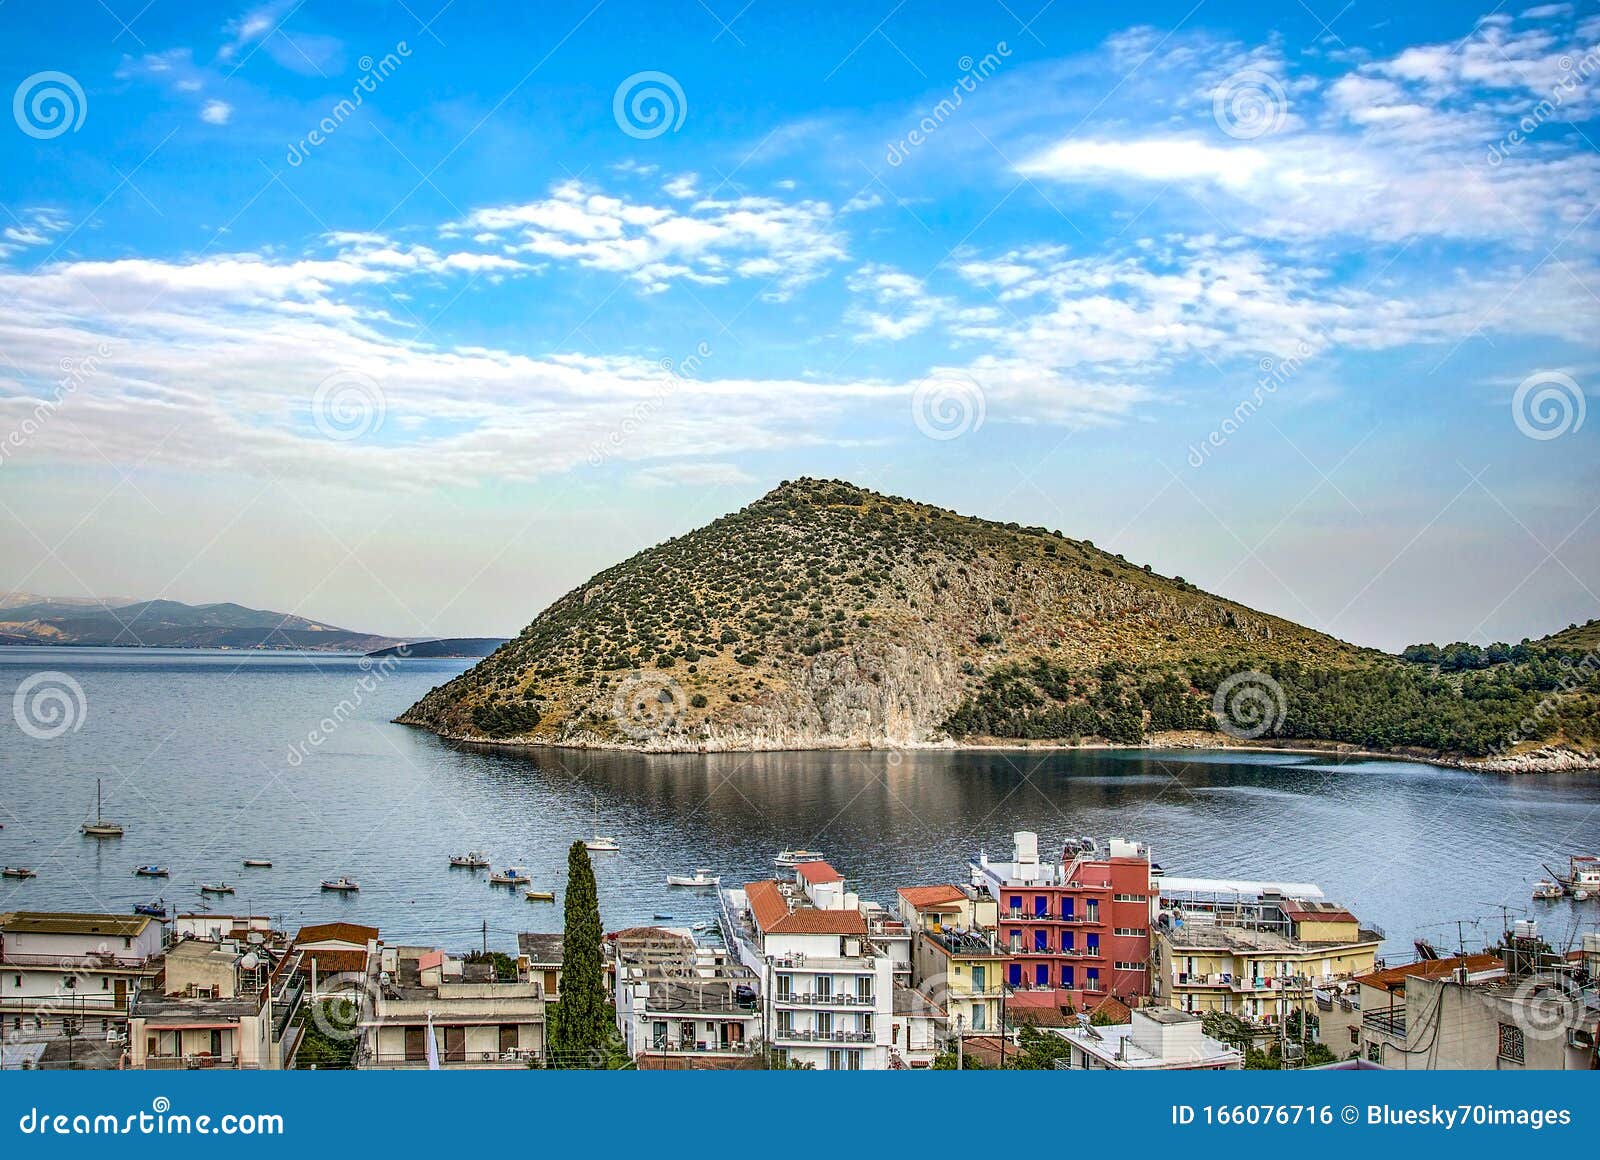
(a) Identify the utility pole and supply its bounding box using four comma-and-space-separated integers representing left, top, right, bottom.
481, 920, 488, 957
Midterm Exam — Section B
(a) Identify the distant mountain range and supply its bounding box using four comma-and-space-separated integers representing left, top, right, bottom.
0, 595, 501, 656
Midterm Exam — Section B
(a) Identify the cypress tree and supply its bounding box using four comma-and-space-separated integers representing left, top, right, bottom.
548, 840, 606, 1067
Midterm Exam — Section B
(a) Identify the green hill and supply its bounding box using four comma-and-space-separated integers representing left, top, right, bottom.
398, 479, 1599, 766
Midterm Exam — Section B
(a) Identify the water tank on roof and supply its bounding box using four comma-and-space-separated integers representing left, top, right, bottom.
1014, 831, 1039, 864
1514, 919, 1538, 941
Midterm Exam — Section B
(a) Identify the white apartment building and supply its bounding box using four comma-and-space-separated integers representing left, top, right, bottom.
0, 911, 166, 1040
720, 861, 896, 1070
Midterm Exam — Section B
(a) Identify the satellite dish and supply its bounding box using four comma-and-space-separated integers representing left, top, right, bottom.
240, 952, 261, 971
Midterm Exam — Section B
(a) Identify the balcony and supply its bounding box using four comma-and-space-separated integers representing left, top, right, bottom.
142, 1055, 245, 1070
1002, 912, 1105, 926
1006, 946, 1104, 959
772, 1028, 873, 1044
1363, 1009, 1406, 1038
361, 1050, 540, 1069
773, 992, 874, 1008
1, 951, 154, 970
647, 1039, 752, 1056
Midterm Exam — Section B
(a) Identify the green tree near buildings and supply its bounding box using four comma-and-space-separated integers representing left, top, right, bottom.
547, 841, 609, 1067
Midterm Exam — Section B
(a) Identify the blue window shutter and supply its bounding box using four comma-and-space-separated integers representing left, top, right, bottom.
1009, 964, 1022, 986
1035, 964, 1048, 986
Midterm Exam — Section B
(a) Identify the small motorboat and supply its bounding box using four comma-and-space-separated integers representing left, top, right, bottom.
1533, 878, 1563, 901
652, 913, 674, 921
524, 889, 555, 902
81, 779, 124, 838
199, 882, 234, 895
584, 836, 620, 852
667, 869, 720, 887
450, 851, 491, 869
489, 867, 531, 886
133, 899, 167, 918
133, 865, 168, 878
242, 858, 273, 868
2, 866, 37, 879
774, 848, 826, 868
321, 876, 360, 892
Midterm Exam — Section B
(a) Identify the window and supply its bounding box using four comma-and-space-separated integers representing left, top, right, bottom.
12, 975, 19, 988
817, 1012, 833, 1037
1008, 964, 1021, 987
1033, 930, 1047, 952
1034, 964, 1048, 986
1033, 896, 1048, 917
1114, 961, 1146, 971
856, 976, 872, 1001
1114, 927, 1143, 936
816, 976, 832, 999
845, 1050, 862, 1070
1061, 966, 1074, 988
1349, 1026, 1359, 1045
1062, 898, 1075, 919
1112, 893, 1147, 903
1498, 1022, 1525, 1064
1008, 896, 1022, 912
101, 977, 109, 990
1366, 1041, 1381, 1064
1063, 931, 1074, 952
776, 973, 792, 999
861, 1013, 873, 1035
1008, 930, 1021, 951
1086, 934, 1100, 952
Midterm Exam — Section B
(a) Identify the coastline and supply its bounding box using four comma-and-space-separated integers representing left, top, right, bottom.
396, 720, 1600, 775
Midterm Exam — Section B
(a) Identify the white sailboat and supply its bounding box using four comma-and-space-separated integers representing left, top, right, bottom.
667, 869, 720, 887
583, 796, 619, 852
80, 779, 124, 838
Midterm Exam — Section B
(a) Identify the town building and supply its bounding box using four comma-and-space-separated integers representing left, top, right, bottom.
358, 945, 545, 1068
127, 935, 302, 1070
1348, 927, 1599, 1070
891, 985, 945, 1067
0, 911, 165, 1043
610, 926, 759, 1067
1151, 883, 1381, 1026
1058, 1007, 1244, 1070
969, 832, 1155, 1008
292, 922, 378, 998
517, 933, 563, 999
896, 884, 1005, 1035
720, 862, 896, 1070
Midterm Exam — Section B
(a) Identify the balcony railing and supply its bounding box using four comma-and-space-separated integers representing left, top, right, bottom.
647, 1039, 752, 1055
142, 1055, 245, 1070
361, 1050, 540, 1068
1363, 1009, 1406, 1038
1003, 912, 1104, 925
1, 951, 155, 970
772, 1028, 873, 1044
772, 992, 874, 1008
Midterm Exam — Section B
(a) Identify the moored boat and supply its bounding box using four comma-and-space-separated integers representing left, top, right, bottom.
2, 866, 37, 879
321, 876, 360, 892
524, 889, 555, 902
583, 795, 619, 852
1532, 878, 1563, 901
199, 882, 234, 895
667, 869, 720, 887
133, 865, 168, 877
489, 866, 531, 886
242, 858, 273, 868
80, 779, 124, 838
133, 899, 167, 918
774, 848, 825, 868
449, 851, 491, 868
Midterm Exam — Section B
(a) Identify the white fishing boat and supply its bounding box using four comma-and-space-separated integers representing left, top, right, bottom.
133, 865, 168, 877
80, 779, 124, 838
774, 848, 825, 868
1545, 855, 1600, 899
242, 858, 273, 868
321, 876, 360, 892
2, 866, 37, 879
199, 882, 234, 895
667, 869, 720, 887
584, 795, 619, 852
489, 866, 531, 886
524, 888, 555, 902
449, 851, 491, 868
1532, 879, 1563, 901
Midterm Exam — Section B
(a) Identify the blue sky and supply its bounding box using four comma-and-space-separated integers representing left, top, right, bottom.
0, 0, 1595, 647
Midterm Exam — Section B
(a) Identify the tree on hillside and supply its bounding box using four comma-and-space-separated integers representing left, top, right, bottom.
547, 841, 608, 1067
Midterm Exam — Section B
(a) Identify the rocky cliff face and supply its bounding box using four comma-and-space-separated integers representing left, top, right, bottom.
398, 478, 1359, 751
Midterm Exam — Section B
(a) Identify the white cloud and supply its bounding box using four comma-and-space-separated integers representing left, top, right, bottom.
631, 462, 757, 488
200, 100, 233, 125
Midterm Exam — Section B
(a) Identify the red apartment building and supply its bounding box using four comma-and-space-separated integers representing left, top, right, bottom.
969, 831, 1155, 1010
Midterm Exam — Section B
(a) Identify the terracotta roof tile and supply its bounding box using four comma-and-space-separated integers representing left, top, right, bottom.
299, 948, 368, 974
1356, 952, 1503, 993
795, 861, 843, 884
896, 885, 966, 909
294, 922, 378, 947
744, 880, 867, 936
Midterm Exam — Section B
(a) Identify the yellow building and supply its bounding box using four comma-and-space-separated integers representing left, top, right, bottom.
1152, 899, 1380, 1026
896, 885, 1005, 1035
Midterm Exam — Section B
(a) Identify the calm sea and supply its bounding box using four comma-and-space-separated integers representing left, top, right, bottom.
2, 647, 1597, 957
